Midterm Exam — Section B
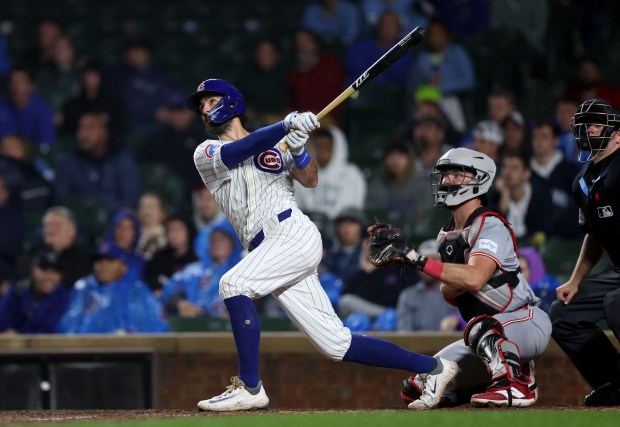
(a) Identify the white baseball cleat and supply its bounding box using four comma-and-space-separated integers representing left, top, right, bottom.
408, 358, 459, 410
197, 376, 269, 412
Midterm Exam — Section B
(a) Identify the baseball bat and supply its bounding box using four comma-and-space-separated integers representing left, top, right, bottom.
278, 25, 426, 152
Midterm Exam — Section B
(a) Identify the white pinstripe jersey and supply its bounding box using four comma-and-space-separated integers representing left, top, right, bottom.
193, 139, 300, 249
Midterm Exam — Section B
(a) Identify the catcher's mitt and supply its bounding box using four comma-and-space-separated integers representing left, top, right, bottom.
367, 222, 413, 267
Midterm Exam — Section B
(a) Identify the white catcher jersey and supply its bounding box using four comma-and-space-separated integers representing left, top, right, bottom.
193, 139, 299, 248
437, 213, 539, 320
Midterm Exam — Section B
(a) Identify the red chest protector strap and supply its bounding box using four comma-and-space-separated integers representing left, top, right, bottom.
460, 207, 518, 254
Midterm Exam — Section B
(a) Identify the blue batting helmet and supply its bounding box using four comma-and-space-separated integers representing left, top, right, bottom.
186, 78, 246, 125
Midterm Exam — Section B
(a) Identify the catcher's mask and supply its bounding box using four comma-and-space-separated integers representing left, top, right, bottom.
186, 78, 246, 125
431, 148, 496, 207
571, 98, 620, 162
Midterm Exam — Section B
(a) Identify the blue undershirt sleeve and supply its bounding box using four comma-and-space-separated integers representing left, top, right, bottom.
220, 122, 287, 168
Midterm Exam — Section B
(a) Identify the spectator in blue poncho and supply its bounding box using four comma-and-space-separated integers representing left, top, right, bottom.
104, 209, 146, 280
57, 242, 168, 334
162, 222, 242, 318
0, 250, 69, 334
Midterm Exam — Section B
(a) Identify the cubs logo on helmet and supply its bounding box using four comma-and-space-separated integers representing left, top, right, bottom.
254, 150, 283, 174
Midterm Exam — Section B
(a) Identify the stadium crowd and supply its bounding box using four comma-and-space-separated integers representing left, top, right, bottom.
0, 0, 619, 334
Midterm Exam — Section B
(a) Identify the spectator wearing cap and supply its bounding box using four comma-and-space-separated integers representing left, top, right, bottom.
0, 250, 70, 334
529, 121, 580, 238
38, 206, 93, 288
366, 139, 429, 222
472, 119, 503, 164
0, 174, 26, 279
488, 151, 553, 240
338, 235, 418, 319
294, 126, 366, 220
501, 111, 529, 158
57, 242, 169, 334
396, 239, 460, 331
58, 61, 127, 144
321, 208, 367, 281
138, 97, 204, 209
0, 66, 55, 149
54, 112, 141, 215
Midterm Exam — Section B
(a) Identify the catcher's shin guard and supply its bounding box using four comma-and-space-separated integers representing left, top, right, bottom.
465, 315, 535, 407
464, 315, 526, 381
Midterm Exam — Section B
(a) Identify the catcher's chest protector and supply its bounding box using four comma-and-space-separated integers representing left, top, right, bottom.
438, 208, 517, 264
438, 208, 522, 321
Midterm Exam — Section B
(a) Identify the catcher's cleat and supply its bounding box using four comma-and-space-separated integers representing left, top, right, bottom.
197, 376, 269, 412
408, 358, 458, 410
470, 376, 536, 407
584, 383, 620, 407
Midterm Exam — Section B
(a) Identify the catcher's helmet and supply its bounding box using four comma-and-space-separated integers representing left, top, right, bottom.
431, 148, 496, 207
186, 78, 246, 125
571, 98, 620, 162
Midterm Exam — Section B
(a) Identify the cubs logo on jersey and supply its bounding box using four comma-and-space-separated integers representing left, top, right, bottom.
204, 143, 216, 159
254, 149, 283, 174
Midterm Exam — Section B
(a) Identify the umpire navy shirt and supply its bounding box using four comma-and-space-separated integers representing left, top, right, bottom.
573, 149, 620, 266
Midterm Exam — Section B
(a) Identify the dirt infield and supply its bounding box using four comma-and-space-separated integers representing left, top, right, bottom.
2, 407, 620, 424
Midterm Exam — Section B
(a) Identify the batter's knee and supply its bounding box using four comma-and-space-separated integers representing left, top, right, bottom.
218, 269, 249, 300
313, 328, 352, 362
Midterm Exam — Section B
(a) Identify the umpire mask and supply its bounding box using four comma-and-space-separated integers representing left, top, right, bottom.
571, 98, 620, 162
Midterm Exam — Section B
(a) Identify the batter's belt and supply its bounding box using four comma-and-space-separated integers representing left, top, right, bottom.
248, 208, 293, 252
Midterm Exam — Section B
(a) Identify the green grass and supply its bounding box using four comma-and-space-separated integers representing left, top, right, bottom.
6, 410, 620, 427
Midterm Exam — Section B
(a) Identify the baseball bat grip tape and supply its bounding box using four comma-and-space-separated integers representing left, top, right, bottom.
277, 86, 356, 152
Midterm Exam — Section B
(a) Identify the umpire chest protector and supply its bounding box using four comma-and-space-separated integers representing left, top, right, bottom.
438, 207, 522, 320
574, 151, 620, 266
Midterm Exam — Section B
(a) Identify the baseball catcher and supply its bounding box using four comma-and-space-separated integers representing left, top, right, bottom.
368, 148, 552, 409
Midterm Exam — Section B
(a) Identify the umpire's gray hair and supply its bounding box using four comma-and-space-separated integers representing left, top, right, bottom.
43, 206, 78, 228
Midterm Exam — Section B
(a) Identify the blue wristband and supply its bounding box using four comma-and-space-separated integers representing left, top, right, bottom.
293, 148, 312, 169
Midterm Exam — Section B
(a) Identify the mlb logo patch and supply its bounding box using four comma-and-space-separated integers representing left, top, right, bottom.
598, 205, 614, 218
254, 150, 283, 174
478, 238, 498, 253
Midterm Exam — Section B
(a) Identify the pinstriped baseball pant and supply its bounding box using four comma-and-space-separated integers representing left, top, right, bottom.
220, 210, 353, 360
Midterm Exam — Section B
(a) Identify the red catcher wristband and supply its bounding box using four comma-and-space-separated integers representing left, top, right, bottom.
422, 258, 444, 280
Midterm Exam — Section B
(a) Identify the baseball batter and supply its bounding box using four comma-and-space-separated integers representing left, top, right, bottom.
368, 148, 552, 408
186, 79, 457, 412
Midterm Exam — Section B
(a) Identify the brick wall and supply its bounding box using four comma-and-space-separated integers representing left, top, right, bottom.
157, 344, 592, 409
0, 332, 610, 409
